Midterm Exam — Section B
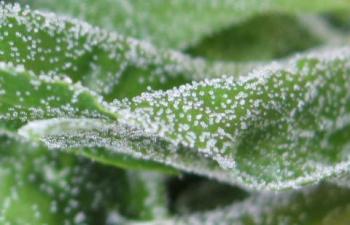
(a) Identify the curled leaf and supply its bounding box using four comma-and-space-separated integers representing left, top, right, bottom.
16, 47, 350, 190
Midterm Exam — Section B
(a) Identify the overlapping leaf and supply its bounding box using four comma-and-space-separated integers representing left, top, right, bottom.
115, 47, 350, 190
2, 2, 350, 224
0, 62, 171, 223
0, 5, 241, 221
14, 47, 350, 190
0, 63, 178, 173
0, 3, 254, 101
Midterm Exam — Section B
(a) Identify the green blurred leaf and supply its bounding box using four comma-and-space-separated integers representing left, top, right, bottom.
118, 171, 168, 220
171, 177, 248, 214
0, 129, 171, 223
135, 183, 350, 225
18, 0, 350, 49
186, 13, 323, 61
323, 10, 350, 32
0, 130, 132, 225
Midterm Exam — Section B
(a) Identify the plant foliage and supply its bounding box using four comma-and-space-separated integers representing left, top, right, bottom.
1, 1, 350, 224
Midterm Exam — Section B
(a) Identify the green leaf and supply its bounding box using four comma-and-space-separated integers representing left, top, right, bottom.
0, 131, 63, 225
323, 9, 350, 32
0, 3, 255, 101
0, 130, 131, 224
0, 62, 114, 129
133, 183, 350, 225
16, 47, 350, 190
118, 171, 168, 220
114, 47, 350, 190
115, 47, 350, 190
2, 1, 350, 224
18, 0, 350, 49
0, 63, 177, 174
185, 13, 324, 61
0, 5, 184, 219
0, 129, 170, 223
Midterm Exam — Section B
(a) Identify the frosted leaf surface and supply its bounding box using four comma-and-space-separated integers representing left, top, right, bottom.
18, 0, 350, 49
114, 47, 350, 189
0, 63, 177, 172
18, 47, 350, 190
132, 183, 350, 225
19, 118, 223, 178
0, 3, 256, 100
0, 130, 135, 225
0, 62, 114, 130
2, 1, 350, 224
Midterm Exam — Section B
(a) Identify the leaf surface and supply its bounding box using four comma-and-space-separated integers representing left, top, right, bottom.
0, 130, 132, 225
19, 0, 350, 49
16, 47, 350, 190
0, 3, 254, 101
0, 63, 177, 174
132, 183, 350, 225
186, 13, 324, 61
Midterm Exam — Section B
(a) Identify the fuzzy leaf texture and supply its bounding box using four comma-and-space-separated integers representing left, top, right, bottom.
2, 2, 350, 225
0, 3, 255, 101
0, 130, 166, 224
17, 0, 350, 49
1, 3, 350, 190
12, 46, 350, 190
